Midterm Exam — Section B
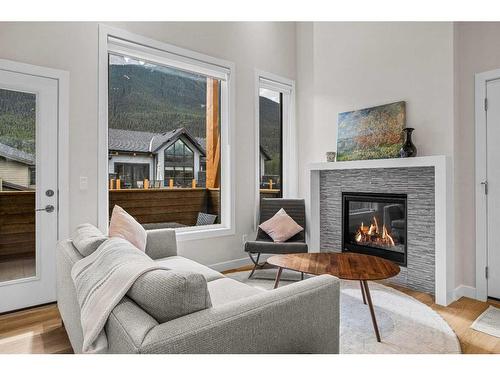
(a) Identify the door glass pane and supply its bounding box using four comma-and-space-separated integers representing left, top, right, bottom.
259, 88, 283, 199
0, 88, 36, 282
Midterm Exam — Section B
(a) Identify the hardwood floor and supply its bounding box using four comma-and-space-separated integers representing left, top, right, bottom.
382, 281, 500, 354
0, 303, 72, 354
0, 267, 498, 354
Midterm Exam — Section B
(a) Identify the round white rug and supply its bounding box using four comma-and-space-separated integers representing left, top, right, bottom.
227, 269, 461, 354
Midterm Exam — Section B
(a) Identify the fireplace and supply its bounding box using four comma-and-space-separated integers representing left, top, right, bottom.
342, 192, 407, 266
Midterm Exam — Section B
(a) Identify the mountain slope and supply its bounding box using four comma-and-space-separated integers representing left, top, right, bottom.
109, 64, 207, 138
0, 64, 282, 166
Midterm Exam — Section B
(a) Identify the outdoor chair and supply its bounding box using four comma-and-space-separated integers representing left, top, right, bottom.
196, 212, 217, 226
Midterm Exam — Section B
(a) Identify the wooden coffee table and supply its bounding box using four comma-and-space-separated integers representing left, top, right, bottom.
267, 252, 400, 342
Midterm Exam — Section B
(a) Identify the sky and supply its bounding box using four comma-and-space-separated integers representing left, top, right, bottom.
259, 88, 280, 103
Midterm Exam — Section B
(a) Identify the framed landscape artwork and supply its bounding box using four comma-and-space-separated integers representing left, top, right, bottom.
336, 101, 406, 161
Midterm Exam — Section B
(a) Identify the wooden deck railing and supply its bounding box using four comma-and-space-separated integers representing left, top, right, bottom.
259, 189, 281, 199
0, 191, 35, 261
109, 188, 220, 226
0, 187, 278, 262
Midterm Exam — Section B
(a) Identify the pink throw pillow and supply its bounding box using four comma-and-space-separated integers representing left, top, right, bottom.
259, 208, 304, 243
109, 205, 147, 252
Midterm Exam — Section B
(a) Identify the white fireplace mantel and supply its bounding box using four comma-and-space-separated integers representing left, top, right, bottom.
307, 155, 454, 306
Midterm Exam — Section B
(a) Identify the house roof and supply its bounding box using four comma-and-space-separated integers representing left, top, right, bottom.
108, 128, 206, 156
0, 142, 35, 165
108, 129, 158, 153
150, 128, 206, 156
195, 137, 206, 154
1, 180, 34, 191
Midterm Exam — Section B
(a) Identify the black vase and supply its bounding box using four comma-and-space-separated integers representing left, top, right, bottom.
400, 128, 417, 158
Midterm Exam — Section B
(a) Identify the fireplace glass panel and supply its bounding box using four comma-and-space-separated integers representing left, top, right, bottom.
342, 193, 407, 265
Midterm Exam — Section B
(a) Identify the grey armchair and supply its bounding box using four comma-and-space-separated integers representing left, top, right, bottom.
245, 198, 308, 278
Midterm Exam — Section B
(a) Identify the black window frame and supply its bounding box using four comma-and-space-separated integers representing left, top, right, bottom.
29, 166, 36, 186
114, 162, 150, 189
164, 139, 195, 187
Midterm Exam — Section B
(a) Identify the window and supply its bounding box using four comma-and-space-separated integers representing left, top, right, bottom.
164, 139, 195, 187
256, 74, 295, 204
101, 29, 233, 237
114, 163, 150, 189
259, 87, 283, 198
0, 88, 36, 190
29, 166, 36, 186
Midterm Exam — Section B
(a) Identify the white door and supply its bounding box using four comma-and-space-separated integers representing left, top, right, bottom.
0, 67, 59, 312
486, 78, 500, 300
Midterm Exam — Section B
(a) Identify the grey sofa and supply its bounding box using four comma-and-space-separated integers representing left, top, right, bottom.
57, 228, 340, 354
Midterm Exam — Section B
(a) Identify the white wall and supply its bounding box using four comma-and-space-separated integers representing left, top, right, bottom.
297, 22, 455, 196
297, 22, 500, 293
296, 22, 462, 287
0, 22, 297, 267
298, 22, 500, 291
454, 22, 500, 287
3, 21, 489, 286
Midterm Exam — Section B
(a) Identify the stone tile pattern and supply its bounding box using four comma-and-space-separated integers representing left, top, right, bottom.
319, 167, 435, 294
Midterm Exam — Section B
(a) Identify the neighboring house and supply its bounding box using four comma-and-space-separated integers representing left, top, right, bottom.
0, 142, 35, 191
108, 128, 273, 189
108, 128, 206, 188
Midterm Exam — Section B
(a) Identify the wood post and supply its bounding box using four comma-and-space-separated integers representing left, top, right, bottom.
206, 78, 220, 189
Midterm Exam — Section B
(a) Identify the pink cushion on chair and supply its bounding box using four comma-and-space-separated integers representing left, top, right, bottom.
259, 208, 304, 243
109, 205, 147, 252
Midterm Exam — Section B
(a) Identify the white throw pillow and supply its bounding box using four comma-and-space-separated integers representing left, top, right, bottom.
109, 205, 147, 252
259, 208, 304, 243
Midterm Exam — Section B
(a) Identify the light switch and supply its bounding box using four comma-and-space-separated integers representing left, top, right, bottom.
79, 176, 88, 191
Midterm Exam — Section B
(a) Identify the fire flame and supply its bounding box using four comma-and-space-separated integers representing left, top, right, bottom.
381, 225, 395, 246
354, 216, 396, 247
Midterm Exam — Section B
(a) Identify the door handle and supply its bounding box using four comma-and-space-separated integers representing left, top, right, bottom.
481, 180, 488, 195
35, 205, 55, 213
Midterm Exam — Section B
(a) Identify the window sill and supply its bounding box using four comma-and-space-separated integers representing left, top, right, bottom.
175, 224, 235, 242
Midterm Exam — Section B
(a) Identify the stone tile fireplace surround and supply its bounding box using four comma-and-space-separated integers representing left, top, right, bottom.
308, 156, 454, 306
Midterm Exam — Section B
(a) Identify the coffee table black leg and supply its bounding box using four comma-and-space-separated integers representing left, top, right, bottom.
274, 267, 283, 289
360, 281, 367, 305
362, 280, 381, 342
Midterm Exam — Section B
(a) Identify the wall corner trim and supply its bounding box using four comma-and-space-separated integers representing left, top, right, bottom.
453, 284, 477, 301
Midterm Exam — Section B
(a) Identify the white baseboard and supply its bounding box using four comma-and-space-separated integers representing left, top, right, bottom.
453, 284, 477, 300
209, 254, 272, 272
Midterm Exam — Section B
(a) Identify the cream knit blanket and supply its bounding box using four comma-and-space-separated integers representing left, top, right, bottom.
71, 237, 166, 353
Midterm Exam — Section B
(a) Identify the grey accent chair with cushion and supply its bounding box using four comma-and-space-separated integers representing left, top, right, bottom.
245, 198, 308, 278
57, 226, 340, 354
